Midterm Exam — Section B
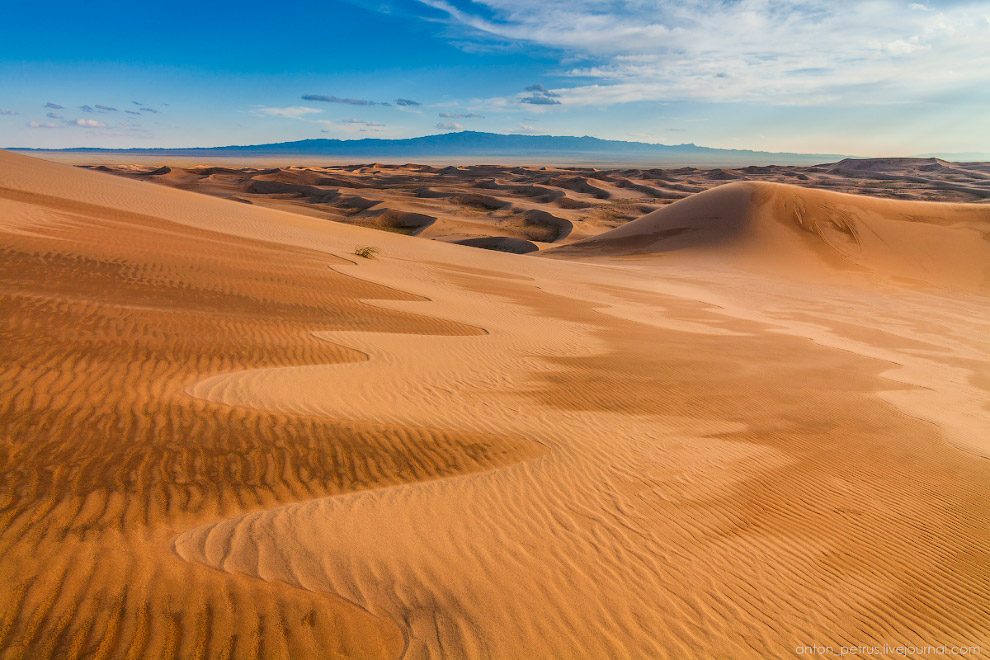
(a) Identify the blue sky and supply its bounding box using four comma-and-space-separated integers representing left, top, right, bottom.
2, 0, 989, 156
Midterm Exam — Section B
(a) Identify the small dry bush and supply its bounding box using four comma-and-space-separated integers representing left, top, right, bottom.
354, 245, 381, 259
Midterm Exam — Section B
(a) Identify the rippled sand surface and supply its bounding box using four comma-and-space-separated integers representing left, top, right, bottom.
2, 150, 988, 659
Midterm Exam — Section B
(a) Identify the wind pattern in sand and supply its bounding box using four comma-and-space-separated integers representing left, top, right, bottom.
2, 151, 989, 659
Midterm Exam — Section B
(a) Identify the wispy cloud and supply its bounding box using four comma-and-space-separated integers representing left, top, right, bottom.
46, 112, 62, 119
44, 102, 63, 109
28, 121, 59, 128
417, 0, 990, 107
440, 111, 485, 118
511, 123, 543, 134
435, 121, 463, 130
125, 110, 140, 115
255, 106, 323, 119
519, 83, 561, 105
395, 98, 421, 106
302, 94, 391, 106
252, 107, 389, 135
341, 118, 386, 126
0, 108, 19, 116
140, 107, 159, 113
80, 103, 127, 113
68, 118, 107, 128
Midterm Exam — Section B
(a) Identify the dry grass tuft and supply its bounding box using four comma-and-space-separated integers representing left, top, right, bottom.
354, 245, 381, 259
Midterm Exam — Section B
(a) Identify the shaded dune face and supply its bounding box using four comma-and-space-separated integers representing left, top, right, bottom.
548, 181, 990, 289
452, 236, 540, 253
2, 151, 990, 660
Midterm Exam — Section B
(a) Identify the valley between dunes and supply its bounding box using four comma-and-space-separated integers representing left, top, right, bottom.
1, 149, 989, 659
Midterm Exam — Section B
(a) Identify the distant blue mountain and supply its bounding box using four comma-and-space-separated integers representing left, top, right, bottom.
10, 130, 846, 165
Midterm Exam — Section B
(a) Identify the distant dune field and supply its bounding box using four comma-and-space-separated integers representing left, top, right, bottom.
1, 150, 989, 659
86, 157, 990, 256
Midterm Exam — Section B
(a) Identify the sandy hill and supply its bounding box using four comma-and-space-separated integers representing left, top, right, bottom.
547, 181, 990, 289
1, 150, 988, 660
829, 157, 952, 172
83, 157, 990, 257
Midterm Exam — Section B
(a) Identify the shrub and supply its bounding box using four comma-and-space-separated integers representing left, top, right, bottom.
354, 245, 381, 259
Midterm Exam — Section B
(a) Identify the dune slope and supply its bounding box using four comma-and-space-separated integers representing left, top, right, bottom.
0, 150, 541, 660
548, 181, 990, 289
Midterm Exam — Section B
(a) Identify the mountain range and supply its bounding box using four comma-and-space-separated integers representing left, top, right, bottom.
11, 131, 848, 166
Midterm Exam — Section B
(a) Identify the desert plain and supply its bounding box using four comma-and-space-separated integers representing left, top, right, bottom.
1, 149, 989, 659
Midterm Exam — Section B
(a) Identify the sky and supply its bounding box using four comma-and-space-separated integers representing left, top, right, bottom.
1, 0, 989, 156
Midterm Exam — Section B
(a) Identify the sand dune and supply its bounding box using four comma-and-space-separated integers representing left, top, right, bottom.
2, 150, 989, 659
0, 151, 539, 659
549, 181, 990, 289
85, 157, 990, 255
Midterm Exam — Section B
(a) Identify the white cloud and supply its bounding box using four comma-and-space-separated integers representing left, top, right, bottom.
310, 118, 393, 137
435, 121, 463, 130
342, 118, 386, 126
254, 106, 323, 119
28, 121, 59, 128
882, 38, 928, 55
417, 0, 990, 107
512, 123, 543, 134
0, 108, 20, 116
69, 118, 107, 128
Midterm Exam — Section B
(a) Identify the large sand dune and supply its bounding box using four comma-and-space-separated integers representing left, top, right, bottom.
2, 150, 989, 659
548, 181, 990, 289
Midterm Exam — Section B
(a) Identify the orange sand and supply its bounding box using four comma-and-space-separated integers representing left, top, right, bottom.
1, 150, 988, 659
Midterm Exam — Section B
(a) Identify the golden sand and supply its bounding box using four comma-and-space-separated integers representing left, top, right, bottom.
1, 150, 988, 659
